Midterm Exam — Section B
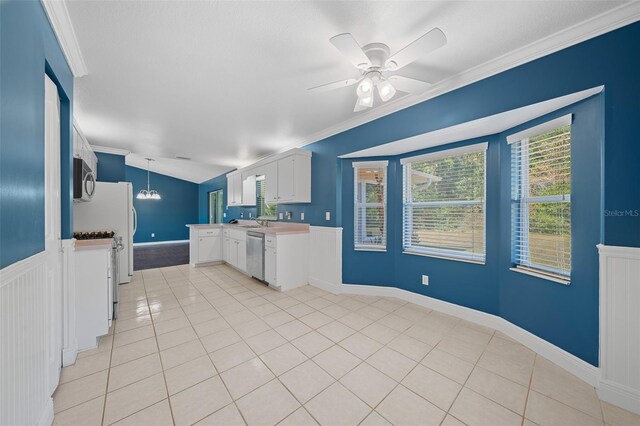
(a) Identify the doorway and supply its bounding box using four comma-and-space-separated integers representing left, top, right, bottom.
209, 190, 224, 224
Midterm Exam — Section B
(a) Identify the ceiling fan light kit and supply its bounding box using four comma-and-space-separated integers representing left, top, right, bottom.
310, 28, 446, 112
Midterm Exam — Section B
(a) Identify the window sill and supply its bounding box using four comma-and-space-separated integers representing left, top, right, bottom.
355, 246, 387, 253
402, 250, 485, 265
510, 267, 570, 285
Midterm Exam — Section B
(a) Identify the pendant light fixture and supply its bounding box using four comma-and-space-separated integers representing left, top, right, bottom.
137, 158, 161, 200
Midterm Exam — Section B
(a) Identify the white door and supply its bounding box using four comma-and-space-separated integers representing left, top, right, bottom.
277, 157, 295, 202
44, 75, 62, 395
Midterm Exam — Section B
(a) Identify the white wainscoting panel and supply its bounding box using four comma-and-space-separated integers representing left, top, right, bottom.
308, 226, 342, 291
61, 239, 78, 367
598, 244, 640, 414
0, 252, 54, 426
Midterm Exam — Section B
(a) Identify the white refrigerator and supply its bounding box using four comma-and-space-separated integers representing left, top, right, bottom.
74, 182, 136, 283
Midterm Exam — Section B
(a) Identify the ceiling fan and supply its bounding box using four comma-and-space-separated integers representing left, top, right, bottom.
309, 28, 447, 112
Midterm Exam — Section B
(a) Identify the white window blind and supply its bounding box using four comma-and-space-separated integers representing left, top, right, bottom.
510, 119, 571, 281
402, 143, 487, 263
353, 161, 387, 251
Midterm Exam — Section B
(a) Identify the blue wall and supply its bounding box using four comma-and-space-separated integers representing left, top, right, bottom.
96, 152, 126, 183
125, 166, 199, 243
0, 1, 74, 268
197, 23, 640, 365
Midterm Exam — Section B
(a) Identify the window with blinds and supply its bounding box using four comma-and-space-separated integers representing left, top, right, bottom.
353, 161, 387, 251
401, 143, 487, 263
509, 115, 572, 281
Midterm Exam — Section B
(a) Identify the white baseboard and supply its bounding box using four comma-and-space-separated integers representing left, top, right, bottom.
37, 398, 54, 426
317, 282, 600, 388
134, 239, 189, 247
597, 380, 640, 415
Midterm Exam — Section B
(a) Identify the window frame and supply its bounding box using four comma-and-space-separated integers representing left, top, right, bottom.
401, 143, 488, 264
508, 114, 572, 284
353, 160, 388, 252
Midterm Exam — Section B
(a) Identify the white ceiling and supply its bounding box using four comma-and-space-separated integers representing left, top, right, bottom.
66, 1, 627, 183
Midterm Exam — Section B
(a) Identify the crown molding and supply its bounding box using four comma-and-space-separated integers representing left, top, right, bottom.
290, 1, 640, 151
41, 0, 88, 77
90, 144, 131, 156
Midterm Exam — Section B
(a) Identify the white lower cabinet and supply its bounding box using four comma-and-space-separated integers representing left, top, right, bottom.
224, 229, 247, 272
198, 236, 220, 263
265, 245, 277, 286
263, 233, 309, 291
189, 226, 222, 266
75, 243, 111, 351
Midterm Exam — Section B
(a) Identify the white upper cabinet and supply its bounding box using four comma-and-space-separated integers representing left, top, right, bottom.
264, 161, 279, 204
227, 172, 244, 206
277, 156, 296, 202
227, 149, 311, 206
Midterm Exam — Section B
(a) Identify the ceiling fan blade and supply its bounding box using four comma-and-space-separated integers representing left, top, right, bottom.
308, 77, 359, 93
388, 75, 431, 94
330, 33, 372, 69
385, 28, 447, 70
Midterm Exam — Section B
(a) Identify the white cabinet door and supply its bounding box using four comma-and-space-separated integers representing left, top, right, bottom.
229, 239, 238, 268
237, 239, 247, 272
277, 157, 295, 202
227, 175, 235, 205
265, 246, 277, 285
198, 236, 220, 263
242, 175, 256, 206
233, 174, 243, 205
264, 161, 279, 204
223, 237, 230, 263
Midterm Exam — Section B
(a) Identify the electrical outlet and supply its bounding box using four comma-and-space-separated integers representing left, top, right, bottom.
223, 212, 226, 218
249, 212, 252, 218
301, 212, 305, 220
422, 275, 429, 285
151, 233, 155, 238
279, 212, 284, 220
325, 211, 331, 221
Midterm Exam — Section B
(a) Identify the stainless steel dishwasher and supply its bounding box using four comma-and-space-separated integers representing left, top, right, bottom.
246, 231, 265, 282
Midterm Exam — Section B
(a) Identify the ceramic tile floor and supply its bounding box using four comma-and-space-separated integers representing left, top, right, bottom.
53, 264, 640, 426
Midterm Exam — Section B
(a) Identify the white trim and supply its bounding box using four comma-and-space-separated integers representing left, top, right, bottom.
597, 244, 640, 415
507, 114, 573, 144
288, 3, 639, 154
90, 144, 131, 156
36, 399, 54, 426
400, 142, 488, 165
312, 282, 600, 387
510, 266, 570, 286
61, 239, 78, 367
0, 250, 47, 285
40, 0, 88, 77
352, 160, 389, 168
133, 239, 189, 247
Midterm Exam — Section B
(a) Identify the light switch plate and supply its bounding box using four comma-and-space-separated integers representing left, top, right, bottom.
301, 213, 305, 220
325, 211, 331, 221
279, 212, 284, 220
422, 275, 429, 285
151, 233, 155, 238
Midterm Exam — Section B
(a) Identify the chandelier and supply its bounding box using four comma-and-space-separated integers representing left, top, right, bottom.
137, 158, 161, 200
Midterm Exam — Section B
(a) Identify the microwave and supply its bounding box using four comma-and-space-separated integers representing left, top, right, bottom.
73, 157, 96, 202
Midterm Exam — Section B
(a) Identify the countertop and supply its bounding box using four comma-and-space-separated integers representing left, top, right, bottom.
186, 222, 309, 235
75, 238, 113, 251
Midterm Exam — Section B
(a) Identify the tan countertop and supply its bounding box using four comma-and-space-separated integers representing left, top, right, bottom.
74, 238, 113, 251
185, 224, 223, 229
186, 222, 309, 235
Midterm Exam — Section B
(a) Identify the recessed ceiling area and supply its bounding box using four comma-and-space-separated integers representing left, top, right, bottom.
67, 1, 626, 182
